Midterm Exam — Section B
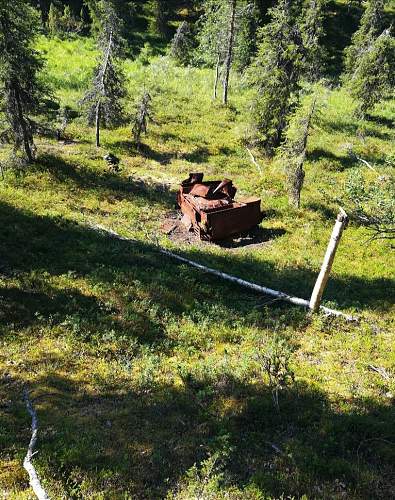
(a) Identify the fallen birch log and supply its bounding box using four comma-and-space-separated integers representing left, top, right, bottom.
88, 223, 356, 321
23, 389, 50, 500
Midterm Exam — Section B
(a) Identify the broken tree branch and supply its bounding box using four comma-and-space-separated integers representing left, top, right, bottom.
246, 147, 263, 176
87, 223, 357, 322
368, 364, 391, 381
23, 388, 50, 500
309, 208, 349, 312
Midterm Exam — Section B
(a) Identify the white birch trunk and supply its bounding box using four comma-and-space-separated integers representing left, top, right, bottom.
309, 209, 349, 312
222, 0, 237, 105
87, 223, 356, 321
23, 389, 50, 500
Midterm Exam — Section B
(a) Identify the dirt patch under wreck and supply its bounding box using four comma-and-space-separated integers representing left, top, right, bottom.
160, 211, 285, 251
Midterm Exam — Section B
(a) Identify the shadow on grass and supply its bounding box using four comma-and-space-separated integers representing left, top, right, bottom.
217, 227, 287, 249
0, 200, 393, 346
34, 153, 176, 208
308, 148, 356, 171
306, 202, 338, 221
320, 120, 391, 141
308, 146, 391, 172
183, 147, 211, 164
366, 114, 395, 129
4, 366, 395, 498
323, 1, 362, 78
1, 201, 394, 496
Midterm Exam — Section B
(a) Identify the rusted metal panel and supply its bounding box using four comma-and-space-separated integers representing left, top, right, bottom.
177, 172, 263, 241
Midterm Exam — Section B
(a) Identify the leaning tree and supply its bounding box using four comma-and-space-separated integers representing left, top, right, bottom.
81, 0, 127, 147
170, 21, 194, 65
0, 0, 48, 162
344, 0, 387, 76
348, 26, 395, 117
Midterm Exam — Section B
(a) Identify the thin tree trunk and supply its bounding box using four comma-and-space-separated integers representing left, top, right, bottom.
213, 52, 220, 99
95, 31, 113, 148
95, 101, 101, 147
222, 0, 237, 105
14, 85, 33, 162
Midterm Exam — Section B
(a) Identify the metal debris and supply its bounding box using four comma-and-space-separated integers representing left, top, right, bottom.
176, 172, 263, 241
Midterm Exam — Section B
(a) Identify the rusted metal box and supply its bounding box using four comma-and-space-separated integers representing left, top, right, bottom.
177, 173, 263, 241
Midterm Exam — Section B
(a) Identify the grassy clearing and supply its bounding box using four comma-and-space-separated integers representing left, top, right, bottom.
0, 30, 394, 499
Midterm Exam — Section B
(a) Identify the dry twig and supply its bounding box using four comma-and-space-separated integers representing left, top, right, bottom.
23, 388, 50, 500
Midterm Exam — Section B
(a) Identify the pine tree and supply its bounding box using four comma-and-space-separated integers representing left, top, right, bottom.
170, 21, 193, 65
0, 0, 48, 162
344, 0, 387, 75
81, 0, 127, 147
349, 27, 395, 117
248, 0, 305, 155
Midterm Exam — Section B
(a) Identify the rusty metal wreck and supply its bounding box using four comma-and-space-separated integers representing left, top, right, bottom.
176, 173, 263, 241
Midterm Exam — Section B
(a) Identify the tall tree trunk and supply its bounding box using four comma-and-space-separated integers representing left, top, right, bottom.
14, 84, 33, 162
95, 101, 101, 147
213, 52, 221, 99
95, 31, 112, 148
222, 0, 237, 105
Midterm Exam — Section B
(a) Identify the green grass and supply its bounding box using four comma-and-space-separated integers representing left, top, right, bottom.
1, 28, 394, 499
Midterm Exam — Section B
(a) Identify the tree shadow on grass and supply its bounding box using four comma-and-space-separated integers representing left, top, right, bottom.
5, 366, 395, 498
183, 147, 211, 164
307, 148, 356, 171
306, 202, 338, 221
138, 143, 177, 165
34, 153, 176, 208
217, 227, 287, 249
319, 120, 391, 141
0, 200, 393, 345
366, 114, 395, 129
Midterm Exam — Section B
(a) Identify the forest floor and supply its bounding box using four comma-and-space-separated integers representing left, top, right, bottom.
0, 28, 394, 499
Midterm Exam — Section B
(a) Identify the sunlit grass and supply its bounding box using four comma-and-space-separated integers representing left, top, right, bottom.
1, 32, 394, 499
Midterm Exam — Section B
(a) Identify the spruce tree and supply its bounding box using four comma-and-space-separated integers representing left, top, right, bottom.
300, 0, 327, 81
170, 21, 193, 65
132, 92, 153, 150
248, 0, 304, 155
248, 0, 325, 155
344, 0, 387, 75
349, 27, 395, 117
81, 0, 127, 147
279, 93, 318, 208
151, 0, 170, 40
0, 0, 47, 162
